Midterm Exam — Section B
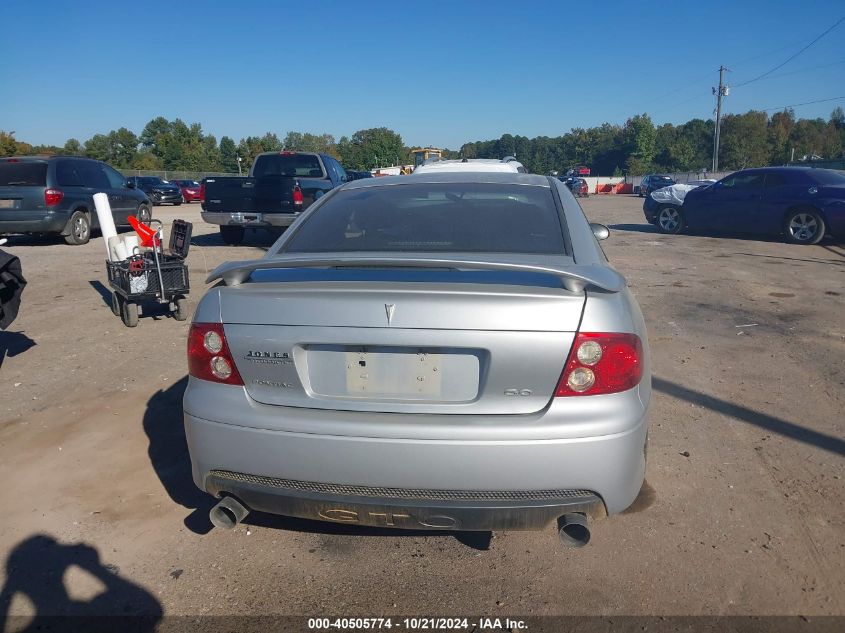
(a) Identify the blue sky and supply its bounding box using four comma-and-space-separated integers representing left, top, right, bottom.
1, 0, 843, 149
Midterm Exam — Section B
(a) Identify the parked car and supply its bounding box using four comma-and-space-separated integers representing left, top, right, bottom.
184, 172, 651, 548
126, 176, 183, 206
655, 167, 845, 244
0, 156, 152, 245
642, 180, 715, 226
345, 170, 373, 180
169, 179, 202, 203
413, 157, 527, 174
201, 151, 349, 245
561, 176, 589, 197
638, 175, 675, 198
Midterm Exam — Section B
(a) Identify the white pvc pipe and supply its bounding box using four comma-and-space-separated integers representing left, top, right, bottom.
93, 192, 117, 258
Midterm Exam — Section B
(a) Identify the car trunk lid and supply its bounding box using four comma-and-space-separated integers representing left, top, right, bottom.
218, 269, 587, 415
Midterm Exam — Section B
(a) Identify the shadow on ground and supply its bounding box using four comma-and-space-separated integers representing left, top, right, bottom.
190, 230, 276, 251
0, 330, 35, 369
143, 376, 492, 548
0, 534, 162, 631
653, 376, 845, 457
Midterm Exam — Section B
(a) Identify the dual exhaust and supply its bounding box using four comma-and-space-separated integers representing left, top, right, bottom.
209, 497, 591, 548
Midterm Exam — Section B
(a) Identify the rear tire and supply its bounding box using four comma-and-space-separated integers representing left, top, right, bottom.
784, 209, 825, 245
173, 295, 189, 321
656, 206, 685, 234
220, 226, 244, 246
64, 210, 91, 245
111, 292, 121, 317
121, 300, 139, 327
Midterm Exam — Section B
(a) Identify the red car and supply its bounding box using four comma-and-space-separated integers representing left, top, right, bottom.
169, 179, 202, 203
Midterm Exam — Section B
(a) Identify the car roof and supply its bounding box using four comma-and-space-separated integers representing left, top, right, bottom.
344, 171, 550, 189
413, 159, 524, 174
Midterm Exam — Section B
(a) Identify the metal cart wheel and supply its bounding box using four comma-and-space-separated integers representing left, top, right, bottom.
173, 295, 189, 321
121, 300, 139, 328
111, 292, 122, 317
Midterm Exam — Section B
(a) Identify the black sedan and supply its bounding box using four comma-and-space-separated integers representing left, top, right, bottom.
127, 176, 183, 205
649, 167, 845, 244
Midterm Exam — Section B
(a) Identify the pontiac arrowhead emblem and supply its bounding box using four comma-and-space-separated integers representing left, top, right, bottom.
385, 304, 395, 325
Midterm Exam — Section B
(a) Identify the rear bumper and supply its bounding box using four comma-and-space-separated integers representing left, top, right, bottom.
184, 380, 650, 528
0, 210, 68, 234
205, 470, 605, 530
201, 211, 299, 228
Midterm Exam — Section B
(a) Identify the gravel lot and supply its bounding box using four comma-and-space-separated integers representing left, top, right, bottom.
0, 195, 843, 624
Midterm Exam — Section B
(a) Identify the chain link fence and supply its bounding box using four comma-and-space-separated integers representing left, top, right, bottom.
119, 169, 240, 181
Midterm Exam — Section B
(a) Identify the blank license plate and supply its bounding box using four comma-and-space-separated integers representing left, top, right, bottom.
0, 199, 16, 208
306, 346, 480, 401
346, 350, 443, 397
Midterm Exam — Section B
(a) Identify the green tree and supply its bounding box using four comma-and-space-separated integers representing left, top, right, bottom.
219, 136, 238, 172
720, 111, 769, 169
338, 127, 404, 170
623, 114, 656, 174
62, 138, 84, 155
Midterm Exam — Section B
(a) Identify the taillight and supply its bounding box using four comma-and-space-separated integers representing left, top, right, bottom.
555, 333, 643, 396
199, 183, 205, 201
187, 323, 243, 386
292, 182, 303, 208
45, 188, 64, 206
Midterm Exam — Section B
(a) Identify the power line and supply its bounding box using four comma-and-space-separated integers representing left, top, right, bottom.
758, 95, 845, 112
733, 16, 845, 88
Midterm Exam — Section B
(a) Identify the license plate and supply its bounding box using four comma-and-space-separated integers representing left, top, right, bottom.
345, 350, 443, 397
0, 199, 15, 208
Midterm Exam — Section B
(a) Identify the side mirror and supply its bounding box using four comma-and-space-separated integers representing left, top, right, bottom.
125, 180, 135, 189
590, 223, 610, 241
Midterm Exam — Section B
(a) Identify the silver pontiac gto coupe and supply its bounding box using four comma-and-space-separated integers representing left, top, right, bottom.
184, 172, 650, 548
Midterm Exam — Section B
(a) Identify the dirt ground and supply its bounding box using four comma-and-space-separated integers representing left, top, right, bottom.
0, 195, 843, 625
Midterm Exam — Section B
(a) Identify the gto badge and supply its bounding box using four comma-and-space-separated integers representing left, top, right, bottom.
384, 303, 396, 325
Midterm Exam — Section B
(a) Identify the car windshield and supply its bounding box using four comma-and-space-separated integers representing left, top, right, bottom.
138, 177, 165, 186
282, 182, 567, 255
653, 177, 673, 184
253, 154, 323, 178
0, 161, 47, 186
808, 169, 845, 185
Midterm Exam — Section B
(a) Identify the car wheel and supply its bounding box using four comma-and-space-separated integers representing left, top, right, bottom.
64, 210, 91, 245
111, 291, 122, 317
220, 226, 244, 246
656, 206, 685, 234
784, 209, 825, 245
121, 300, 139, 327
174, 198, 183, 206
173, 295, 189, 321
137, 203, 152, 225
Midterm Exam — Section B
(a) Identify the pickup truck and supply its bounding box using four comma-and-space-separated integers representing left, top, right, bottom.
201, 151, 350, 245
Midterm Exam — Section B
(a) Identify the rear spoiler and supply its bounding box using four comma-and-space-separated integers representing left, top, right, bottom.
207, 256, 626, 293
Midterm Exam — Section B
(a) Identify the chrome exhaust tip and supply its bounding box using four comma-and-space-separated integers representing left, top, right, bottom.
557, 513, 591, 548
209, 496, 249, 530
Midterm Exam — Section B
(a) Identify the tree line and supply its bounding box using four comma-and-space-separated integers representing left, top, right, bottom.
1, 108, 843, 176
461, 108, 845, 175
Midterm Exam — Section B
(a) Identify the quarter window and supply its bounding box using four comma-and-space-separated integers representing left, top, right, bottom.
56, 161, 85, 187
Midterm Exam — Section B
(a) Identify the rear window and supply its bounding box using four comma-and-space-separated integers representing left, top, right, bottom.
283, 182, 567, 255
253, 154, 324, 178
0, 161, 47, 186
653, 177, 673, 185
808, 170, 845, 186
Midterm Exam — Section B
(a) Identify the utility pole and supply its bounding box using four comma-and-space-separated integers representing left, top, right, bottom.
712, 66, 729, 172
